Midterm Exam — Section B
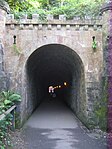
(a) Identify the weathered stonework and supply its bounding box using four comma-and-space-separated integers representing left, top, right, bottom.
0, 2, 108, 129
99, 3, 112, 146
0, 3, 9, 91
3, 14, 103, 127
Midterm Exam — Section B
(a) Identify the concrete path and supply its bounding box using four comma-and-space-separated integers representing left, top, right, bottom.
22, 98, 107, 149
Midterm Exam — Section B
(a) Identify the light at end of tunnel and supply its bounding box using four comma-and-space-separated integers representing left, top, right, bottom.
59, 85, 61, 88
54, 86, 58, 89
64, 82, 67, 86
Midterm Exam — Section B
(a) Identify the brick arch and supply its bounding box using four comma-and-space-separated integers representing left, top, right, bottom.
20, 44, 87, 124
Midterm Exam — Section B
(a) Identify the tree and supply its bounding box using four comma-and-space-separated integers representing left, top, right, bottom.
4, 0, 32, 11
3, 0, 105, 18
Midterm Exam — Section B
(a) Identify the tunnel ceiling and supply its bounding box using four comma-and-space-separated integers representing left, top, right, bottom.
27, 44, 83, 87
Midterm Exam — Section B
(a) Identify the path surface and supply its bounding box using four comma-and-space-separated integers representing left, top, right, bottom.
22, 98, 107, 149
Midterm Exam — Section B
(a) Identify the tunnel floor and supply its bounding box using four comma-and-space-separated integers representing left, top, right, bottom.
19, 97, 107, 149
25, 98, 78, 129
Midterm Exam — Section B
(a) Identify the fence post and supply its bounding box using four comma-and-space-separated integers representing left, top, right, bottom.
11, 107, 16, 131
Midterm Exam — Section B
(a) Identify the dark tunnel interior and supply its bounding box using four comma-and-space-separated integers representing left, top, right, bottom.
26, 44, 85, 116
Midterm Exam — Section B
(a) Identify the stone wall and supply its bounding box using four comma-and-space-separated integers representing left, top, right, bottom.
2, 13, 104, 127
0, 6, 9, 91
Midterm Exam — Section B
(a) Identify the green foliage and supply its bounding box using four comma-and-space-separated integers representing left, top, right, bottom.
5, 0, 105, 20
0, 91, 21, 111
0, 91, 21, 148
0, 114, 13, 148
5, 0, 32, 12
13, 44, 21, 55
92, 40, 97, 51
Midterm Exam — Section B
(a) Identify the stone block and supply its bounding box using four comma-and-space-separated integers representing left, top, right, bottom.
6, 14, 14, 21
59, 15, 66, 21
85, 16, 92, 20
66, 25, 70, 30
19, 24, 24, 30
57, 25, 61, 30
84, 25, 89, 31
32, 14, 39, 20
47, 14, 53, 21
93, 25, 97, 31
47, 24, 52, 30
20, 14, 27, 20
75, 25, 80, 31
28, 24, 33, 30
73, 16, 80, 20
38, 24, 43, 30
19, 14, 27, 23
10, 24, 15, 30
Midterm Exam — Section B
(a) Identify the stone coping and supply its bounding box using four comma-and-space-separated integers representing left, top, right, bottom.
6, 14, 102, 25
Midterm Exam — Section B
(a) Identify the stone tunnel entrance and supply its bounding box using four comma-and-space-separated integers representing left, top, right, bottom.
25, 44, 86, 123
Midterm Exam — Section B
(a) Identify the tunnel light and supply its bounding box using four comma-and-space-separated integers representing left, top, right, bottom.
64, 82, 67, 86
54, 86, 58, 89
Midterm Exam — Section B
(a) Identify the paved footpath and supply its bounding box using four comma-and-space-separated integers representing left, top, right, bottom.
22, 98, 107, 149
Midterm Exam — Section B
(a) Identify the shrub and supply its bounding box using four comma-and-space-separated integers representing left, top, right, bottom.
0, 91, 21, 149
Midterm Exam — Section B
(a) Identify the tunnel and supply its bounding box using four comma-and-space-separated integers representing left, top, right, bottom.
26, 44, 86, 121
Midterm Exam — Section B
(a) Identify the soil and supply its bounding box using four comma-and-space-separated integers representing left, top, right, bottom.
9, 129, 27, 149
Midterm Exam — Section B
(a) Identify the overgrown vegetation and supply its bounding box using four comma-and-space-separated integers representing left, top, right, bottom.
92, 36, 97, 52
0, 91, 21, 149
3, 0, 105, 19
94, 77, 108, 131
13, 44, 21, 55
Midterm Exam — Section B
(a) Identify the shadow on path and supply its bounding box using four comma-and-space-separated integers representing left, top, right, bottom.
22, 98, 107, 149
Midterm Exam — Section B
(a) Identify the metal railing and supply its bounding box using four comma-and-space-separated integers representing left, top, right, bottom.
0, 105, 16, 130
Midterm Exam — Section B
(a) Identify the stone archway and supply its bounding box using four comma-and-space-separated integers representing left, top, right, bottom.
24, 44, 86, 123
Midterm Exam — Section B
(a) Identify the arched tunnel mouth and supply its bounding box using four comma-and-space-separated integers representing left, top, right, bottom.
26, 44, 86, 121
